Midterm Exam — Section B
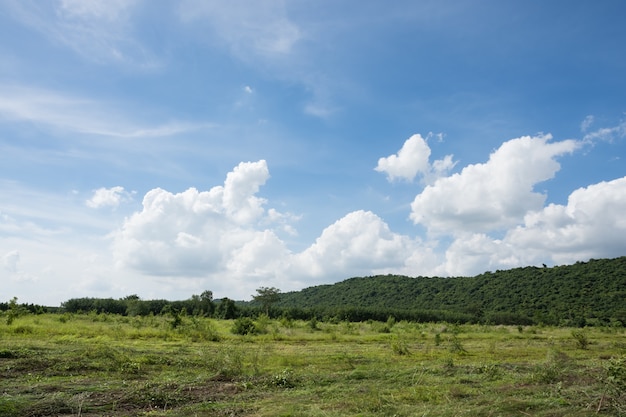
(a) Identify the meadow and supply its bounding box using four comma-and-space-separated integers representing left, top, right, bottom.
1, 313, 625, 416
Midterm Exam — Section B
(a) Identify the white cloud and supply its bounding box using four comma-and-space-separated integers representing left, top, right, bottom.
375, 134, 432, 182
431, 154, 456, 178
2, 250, 20, 272
505, 177, 626, 264
111, 161, 431, 295
441, 234, 517, 277
375, 133, 455, 182
291, 210, 420, 280
410, 134, 580, 234
86, 186, 130, 209
112, 160, 284, 277
431, 176, 626, 277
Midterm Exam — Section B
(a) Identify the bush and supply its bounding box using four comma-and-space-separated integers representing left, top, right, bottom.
601, 356, 626, 415
571, 329, 589, 349
231, 317, 257, 335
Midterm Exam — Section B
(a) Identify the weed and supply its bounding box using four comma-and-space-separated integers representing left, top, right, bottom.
448, 335, 468, 355
532, 350, 571, 384
0, 348, 29, 358
571, 329, 590, 349
207, 345, 245, 379
390, 337, 411, 355
11, 325, 33, 334
474, 363, 502, 380
272, 368, 297, 388
599, 356, 626, 415
58, 312, 72, 323
23, 393, 73, 416
442, 356, 455, 374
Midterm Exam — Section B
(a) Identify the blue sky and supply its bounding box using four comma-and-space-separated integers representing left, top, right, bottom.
1, 0, 625, 306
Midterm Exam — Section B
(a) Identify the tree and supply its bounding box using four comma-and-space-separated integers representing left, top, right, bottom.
215, 297, 238, 319
253, 287, 281, 316
6, 297, 26, 325
200, 290, 215, 316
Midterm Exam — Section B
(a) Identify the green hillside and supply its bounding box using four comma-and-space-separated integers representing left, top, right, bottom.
275, 257, 626, 326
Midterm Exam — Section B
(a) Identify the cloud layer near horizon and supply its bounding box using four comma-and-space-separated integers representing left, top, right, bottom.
106, 133, 626, 298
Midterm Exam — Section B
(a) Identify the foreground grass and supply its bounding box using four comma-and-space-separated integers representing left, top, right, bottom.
0, 313, 625, 416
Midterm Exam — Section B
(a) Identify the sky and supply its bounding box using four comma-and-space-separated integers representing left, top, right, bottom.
1, 1, 626, 306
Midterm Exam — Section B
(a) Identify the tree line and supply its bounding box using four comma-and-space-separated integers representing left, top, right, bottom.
4, 257, 626, 326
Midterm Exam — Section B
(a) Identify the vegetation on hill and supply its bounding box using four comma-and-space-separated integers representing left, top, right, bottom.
274, 257, 626, 326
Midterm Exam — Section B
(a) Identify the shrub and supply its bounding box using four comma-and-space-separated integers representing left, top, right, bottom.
231, 317, 257, 335
600, 356, 626, 415
255, 314, 271, 334
571, 329, 589, 349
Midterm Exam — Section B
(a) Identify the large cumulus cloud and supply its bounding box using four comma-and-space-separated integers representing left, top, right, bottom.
291, 210, 423, 280
440, 177, 626, 277
410, 134, 580, 234
506, 177, 626, 264
112, 160, 285, 279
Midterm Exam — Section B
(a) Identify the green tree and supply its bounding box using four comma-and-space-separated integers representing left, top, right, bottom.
253, 287, 281, 316
6, 297, 26, 325
216, 297, 238, 319
200, 290, 215, 316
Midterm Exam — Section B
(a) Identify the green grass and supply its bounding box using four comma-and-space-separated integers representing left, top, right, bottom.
0, 313, 625, 416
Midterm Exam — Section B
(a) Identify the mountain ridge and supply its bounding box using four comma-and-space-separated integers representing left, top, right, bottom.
273, 257, 626, 325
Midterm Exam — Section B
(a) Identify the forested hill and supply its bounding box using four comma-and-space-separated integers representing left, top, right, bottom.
275, 257, 626, 325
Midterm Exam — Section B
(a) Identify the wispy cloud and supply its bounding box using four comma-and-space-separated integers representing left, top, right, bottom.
0, 180, 118, 234
178, 0, 301, 59
582, 117, 626, 144
3, 0, 157, 68
0, 85, 213, 138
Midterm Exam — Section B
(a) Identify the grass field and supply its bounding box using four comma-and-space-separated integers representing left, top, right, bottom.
1, 313, 625, 416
